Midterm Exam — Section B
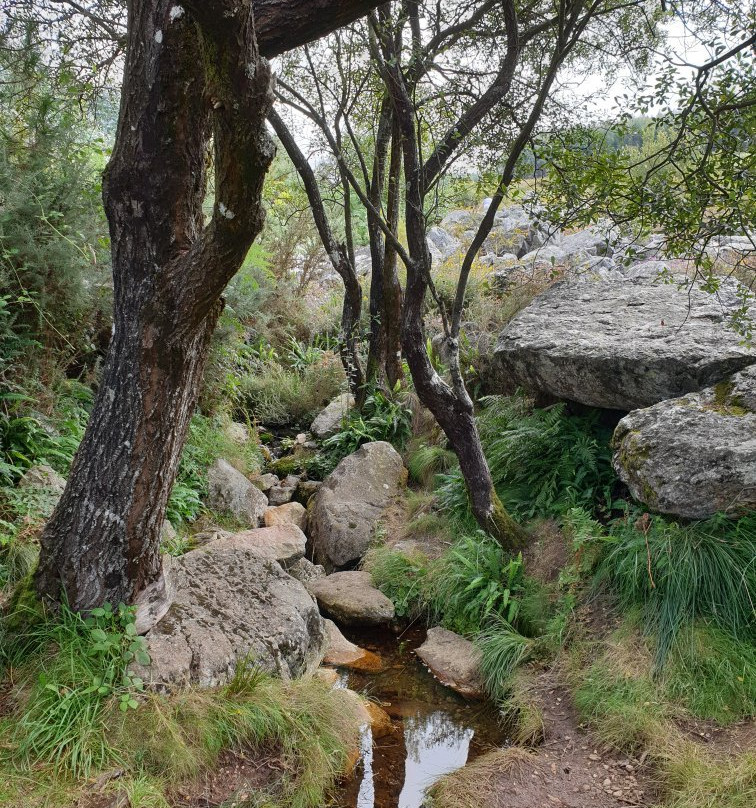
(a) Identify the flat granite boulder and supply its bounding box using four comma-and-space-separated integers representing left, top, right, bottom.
137, 544, 326, 688
310, 393, 354, 438
209, 524, 307, 565
493, 274, 756, 410
206, 459, 268, 526
613, 366, 756, 518
310, 441, 406, 569
415, 627, 485, 700
308, 571, 395, 627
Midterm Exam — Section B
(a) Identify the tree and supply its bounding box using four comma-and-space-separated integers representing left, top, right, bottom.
34, 0, 385, 612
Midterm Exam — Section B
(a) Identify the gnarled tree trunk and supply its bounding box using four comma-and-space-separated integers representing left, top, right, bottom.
36, 0, 383, 611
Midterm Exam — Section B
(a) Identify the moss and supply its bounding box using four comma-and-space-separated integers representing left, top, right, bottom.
703, 381, 751, 416
2, 574, 45, 636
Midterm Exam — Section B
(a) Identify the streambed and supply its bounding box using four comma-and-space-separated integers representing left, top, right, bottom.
335, 626, 507, 808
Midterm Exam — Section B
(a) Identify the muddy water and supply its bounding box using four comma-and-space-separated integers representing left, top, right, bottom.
335, 626, 506, 808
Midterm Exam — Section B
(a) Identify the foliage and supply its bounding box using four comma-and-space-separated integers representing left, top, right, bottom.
405, 441, 457, 487
237, 353, 344, 428
361, 546, 430, 619
437, 395, 616, 522
596, 510, 756, 666
307, 389, 413, 479
4, 603, 149, 778
476, 617, 535, 703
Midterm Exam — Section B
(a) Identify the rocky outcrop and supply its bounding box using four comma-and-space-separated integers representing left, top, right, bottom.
310, 393, 354, 438
415, 627, 485, 700
493, 274, 756, 410
613, 366, 756, 518
307, 571, 395, 627
310, 441, 406, 569
137, 542, 326, 687
206, 459, 268, 525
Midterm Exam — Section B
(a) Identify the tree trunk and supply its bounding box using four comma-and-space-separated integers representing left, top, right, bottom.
382, 118, 404, 389
36, 0, 383, 611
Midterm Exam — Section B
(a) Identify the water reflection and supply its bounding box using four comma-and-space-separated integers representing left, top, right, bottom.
339, 627, 503, 808
398, 712, 473, 808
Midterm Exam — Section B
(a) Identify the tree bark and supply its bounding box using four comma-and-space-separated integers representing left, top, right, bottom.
36, 0, 382, 611
382, 117, 404, 389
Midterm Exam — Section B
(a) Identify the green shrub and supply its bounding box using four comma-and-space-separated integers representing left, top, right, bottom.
405, 441, 456, 487
5, 603, 150, 778
476, 617, 536, 703
362, 546, 430, 619
428, 534, 524, 636
437, 395, 616, 521
238, 354, 344, 428
307, 389, 413, 479
597, 511, 756, 665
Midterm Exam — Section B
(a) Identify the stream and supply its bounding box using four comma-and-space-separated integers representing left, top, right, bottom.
334, 626, 507, 808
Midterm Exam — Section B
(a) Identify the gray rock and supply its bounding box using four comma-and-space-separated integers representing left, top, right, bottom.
559, 225, 615, 257
253, 473, 280, 493
427, 226, 462, 260
613, 366, 756, 518
308, 571, 395, 627
415, 627, 485, 700
209, 524, 307, 565
17, 463, 67, 517
161, 520, 177, 543
206, 459, 268, 525
268, 474, 299, 506
493, 274, 756, 410
226, 421, 251, 445
137, 545, 325, 687
518, 244, 568, 266
310, 441, 406, 569
294, 479, 322, 506
440, 209, 479, 233
310, 393, 354, 438
287, 557, 326, 585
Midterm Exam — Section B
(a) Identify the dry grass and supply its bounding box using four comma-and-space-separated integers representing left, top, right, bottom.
427, 747, 536, 808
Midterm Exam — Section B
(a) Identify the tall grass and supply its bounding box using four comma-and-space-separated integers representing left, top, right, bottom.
476, 617, 535, 703
597, 511, 756, 665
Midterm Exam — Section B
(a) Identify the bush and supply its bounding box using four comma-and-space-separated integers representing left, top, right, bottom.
306, 389, 413, 479
596, 510, 756, 665
437, 395, 616, 522
362, 546, 430, 619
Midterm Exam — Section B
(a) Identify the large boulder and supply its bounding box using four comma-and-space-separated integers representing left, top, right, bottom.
137, 542, 326, 687
309, 441, 406, 569
307, 571, 395, 627
310, 393, 354, 438
264, 501, 308, 531
322, 619, 383, 672
613, 366, 756, 518
415, 627, 485, 700
493, 273, 756, 410
206, 459, 268, 525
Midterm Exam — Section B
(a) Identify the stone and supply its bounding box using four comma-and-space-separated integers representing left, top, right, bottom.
287, 557, 326, 585
18, 463, 67, 495
264, 501, 307, 531
613, 366, 756, 518
137, 545, 326, 687
493, 274, 756, 410
294, 479, 321, 505
308, 571, 395, 627
310, 441, 406, 569
440, 209, 479, 233
209, 524, 307, 565
427, 226, 462, 260
253, 473, 279, 493
18, 464, 66, 516
310, 393, 354, 438
134, 555, 177, 635
313, 667, 340, 687
558, 225, 615, 257
161, 520, 177, 544
415, 627, 485, 700
206, 459, 268, 525
322, 619, 384, 672
226, 421, 251, 444
267, 474, 299, 506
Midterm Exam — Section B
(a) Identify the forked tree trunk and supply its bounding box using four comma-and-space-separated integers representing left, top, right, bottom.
36, 0, 383, 611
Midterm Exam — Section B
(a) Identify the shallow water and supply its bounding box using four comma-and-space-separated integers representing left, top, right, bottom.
335, 626, 506, 808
